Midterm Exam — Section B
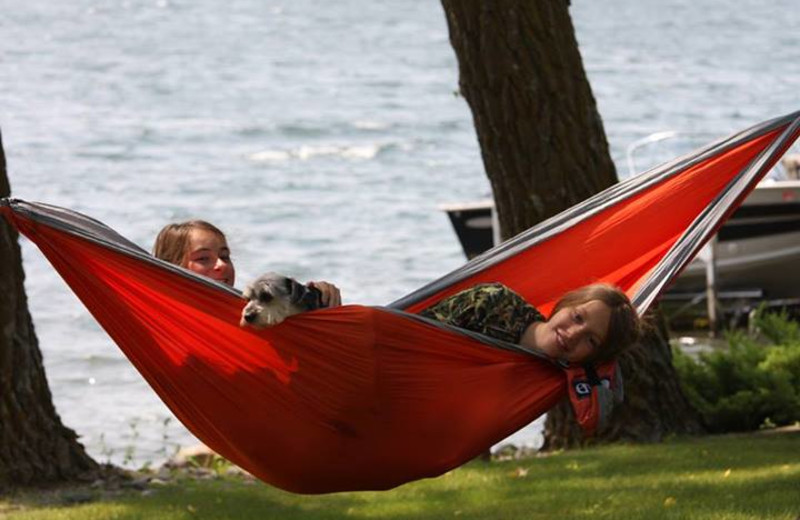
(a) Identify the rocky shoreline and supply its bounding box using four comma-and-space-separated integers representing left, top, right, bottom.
1, 443, 255, 512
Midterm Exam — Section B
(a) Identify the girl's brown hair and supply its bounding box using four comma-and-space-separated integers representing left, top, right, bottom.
152, 220, 227, 267
551, 284, 640, 364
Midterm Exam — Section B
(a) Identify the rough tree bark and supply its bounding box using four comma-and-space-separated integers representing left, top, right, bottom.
440, 0, 617, 232
440, 0, 704, 447
0, 130, 100, 488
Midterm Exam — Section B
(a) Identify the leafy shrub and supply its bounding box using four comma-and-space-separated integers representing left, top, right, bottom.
672, 307, 800, 432
753, 306, 800, 344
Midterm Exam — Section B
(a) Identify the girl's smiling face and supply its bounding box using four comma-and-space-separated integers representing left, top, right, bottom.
183, 228, 236, 287
529, 299, 612, 363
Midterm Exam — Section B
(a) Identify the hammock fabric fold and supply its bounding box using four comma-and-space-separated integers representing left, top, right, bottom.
2, 110, 799, 493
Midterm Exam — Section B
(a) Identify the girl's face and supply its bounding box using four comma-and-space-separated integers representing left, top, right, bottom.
183, 228, 236, 287
533, 299, 612, 363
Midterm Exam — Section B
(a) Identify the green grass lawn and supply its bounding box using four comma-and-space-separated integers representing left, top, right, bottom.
3, 430, 799, 520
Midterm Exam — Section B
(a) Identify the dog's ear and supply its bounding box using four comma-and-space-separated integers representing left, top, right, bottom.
287, 278, 306, 304
303, 285, 324, 310
284, 277, 296, 298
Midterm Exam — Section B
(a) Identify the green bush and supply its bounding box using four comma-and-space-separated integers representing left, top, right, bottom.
672, 307, 800, 432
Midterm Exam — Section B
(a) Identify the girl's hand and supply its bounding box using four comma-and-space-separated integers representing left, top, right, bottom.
307, 281, 342, 308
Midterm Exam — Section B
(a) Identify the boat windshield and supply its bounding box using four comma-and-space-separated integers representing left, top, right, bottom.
622, 132, 800, 183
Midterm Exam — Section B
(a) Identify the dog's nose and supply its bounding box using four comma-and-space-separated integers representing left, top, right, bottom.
244, 312, 257, 323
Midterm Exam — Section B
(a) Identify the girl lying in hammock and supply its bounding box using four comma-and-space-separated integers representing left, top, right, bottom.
421, 283, 639, 365
153, 220, 640, 365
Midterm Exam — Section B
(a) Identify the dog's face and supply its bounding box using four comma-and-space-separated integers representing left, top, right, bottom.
240, 272, 323, 329
240, 273, 300, 329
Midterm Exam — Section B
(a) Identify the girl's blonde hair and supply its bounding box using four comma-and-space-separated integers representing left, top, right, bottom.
551, 284, 640, 364
152, 220, 227, 267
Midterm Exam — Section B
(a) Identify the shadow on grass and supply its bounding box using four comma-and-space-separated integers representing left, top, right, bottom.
3, 430, 798, 520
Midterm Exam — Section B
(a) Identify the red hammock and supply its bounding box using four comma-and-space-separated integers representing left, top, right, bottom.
2, 111, 799, 493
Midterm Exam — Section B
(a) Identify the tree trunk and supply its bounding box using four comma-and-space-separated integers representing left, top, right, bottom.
440, 0, 617, 238
0, 130, 100, 488
440, 0, 704, 447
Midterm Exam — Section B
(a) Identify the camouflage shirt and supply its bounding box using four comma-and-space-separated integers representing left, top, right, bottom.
419, 283, 544, 344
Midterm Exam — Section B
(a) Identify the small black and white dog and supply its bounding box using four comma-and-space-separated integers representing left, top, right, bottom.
240, 272, 324, 328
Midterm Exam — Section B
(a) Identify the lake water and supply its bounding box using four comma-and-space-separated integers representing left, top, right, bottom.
2, 0, 799, 467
